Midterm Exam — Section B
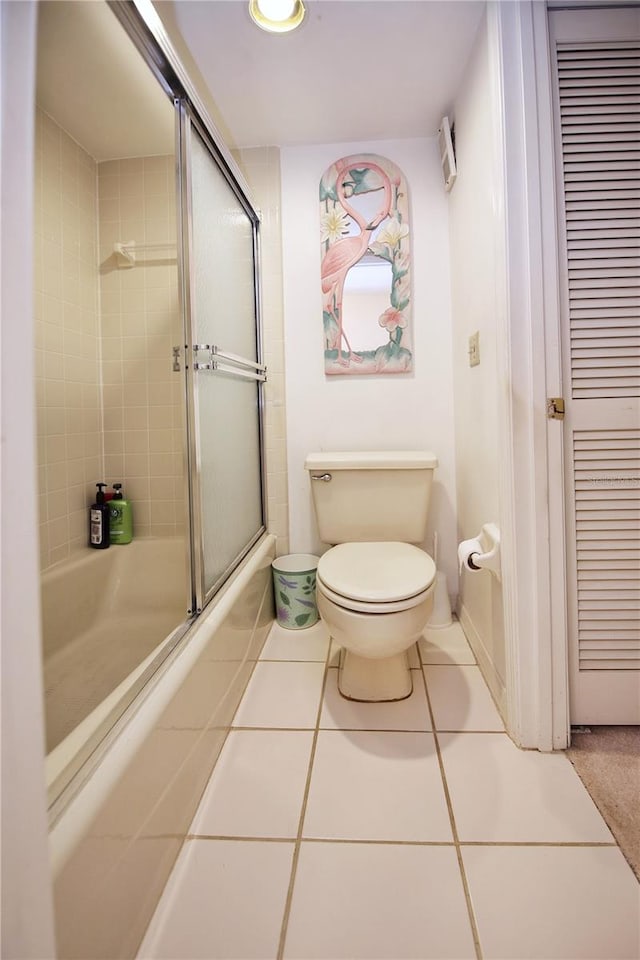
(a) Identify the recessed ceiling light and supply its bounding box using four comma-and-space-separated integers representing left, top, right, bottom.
248, 0, 306, 34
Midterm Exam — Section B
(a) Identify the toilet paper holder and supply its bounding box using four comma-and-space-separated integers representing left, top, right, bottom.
458, 523, 501, 581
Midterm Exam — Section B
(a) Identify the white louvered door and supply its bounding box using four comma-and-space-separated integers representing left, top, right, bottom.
550, 9, 640, 723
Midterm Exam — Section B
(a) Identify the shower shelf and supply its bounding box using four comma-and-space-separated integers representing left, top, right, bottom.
113, 240, 177, 268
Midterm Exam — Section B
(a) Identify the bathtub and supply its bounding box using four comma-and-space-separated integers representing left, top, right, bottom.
50, 533, 275, 960
42, 538, 190, 796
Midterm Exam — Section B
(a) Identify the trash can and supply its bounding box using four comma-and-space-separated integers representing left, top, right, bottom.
272, 554, 319, 630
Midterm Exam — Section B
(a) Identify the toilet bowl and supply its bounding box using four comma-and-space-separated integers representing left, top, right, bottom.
306, 451, 439, 702
317, 542, 436, 701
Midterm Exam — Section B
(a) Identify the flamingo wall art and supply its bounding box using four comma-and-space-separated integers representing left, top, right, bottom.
320, 153, 412, 376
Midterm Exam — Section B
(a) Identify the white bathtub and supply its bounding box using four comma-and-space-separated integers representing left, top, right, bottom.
42, 538, 189, 789
50, 533, 275, 960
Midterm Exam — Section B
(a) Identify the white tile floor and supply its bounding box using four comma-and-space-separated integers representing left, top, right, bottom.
138, 619, 640, 960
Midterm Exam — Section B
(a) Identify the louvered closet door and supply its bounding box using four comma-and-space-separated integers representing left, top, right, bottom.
550, 8, 640, 723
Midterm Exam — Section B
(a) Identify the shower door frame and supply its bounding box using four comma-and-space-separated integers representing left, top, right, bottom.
179, 103, 268, 613
108, 0, 268, 618
40, 0, 269, 813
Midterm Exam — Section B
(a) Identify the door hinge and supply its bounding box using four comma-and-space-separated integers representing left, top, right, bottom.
547, 397, 565, 420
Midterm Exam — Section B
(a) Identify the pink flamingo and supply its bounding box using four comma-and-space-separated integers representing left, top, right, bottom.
321, 160, 392, 366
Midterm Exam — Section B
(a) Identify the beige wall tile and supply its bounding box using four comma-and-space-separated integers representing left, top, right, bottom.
97, 154, 185, 539
36, 120, 283, 575
35, 109, 101, 569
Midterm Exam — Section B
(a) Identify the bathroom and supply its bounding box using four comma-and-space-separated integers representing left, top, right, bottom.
2, 1, 638, 958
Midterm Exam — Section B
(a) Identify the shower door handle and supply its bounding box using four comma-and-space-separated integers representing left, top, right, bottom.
212, 362, 267, 382
191, 344, 267, 381
212, 346, 265, 374
211, 346, 267, 381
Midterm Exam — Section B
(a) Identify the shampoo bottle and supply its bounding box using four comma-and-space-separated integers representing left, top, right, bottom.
89, 482, 110, 549
109, 483, 133, 544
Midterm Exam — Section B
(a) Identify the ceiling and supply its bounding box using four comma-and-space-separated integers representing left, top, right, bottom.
35, 0, 486, 161
160, 0, 486, 147
36, 1, 175, 161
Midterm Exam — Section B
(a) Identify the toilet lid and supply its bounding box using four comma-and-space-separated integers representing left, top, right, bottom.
317, 542, 435, 603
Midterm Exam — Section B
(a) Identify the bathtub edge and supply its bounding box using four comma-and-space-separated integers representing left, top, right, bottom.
49, 532, 277, 877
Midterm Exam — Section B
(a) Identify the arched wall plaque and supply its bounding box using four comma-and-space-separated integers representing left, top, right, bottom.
319, 153, 412, 376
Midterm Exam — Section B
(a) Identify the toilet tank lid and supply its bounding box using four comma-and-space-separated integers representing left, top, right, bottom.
305, 451, 438, 471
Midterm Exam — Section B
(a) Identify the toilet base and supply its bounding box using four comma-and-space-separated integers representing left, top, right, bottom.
338, 648, 413, 702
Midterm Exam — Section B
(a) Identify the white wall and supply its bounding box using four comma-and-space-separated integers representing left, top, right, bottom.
1, 2, 57, 956
448, 11, 506, 701
281, 137, 458, 593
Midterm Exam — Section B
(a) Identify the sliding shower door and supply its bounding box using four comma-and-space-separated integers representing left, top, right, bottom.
181, 108, 266, 609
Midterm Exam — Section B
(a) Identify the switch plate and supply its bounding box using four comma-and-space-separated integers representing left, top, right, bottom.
468, 331, 480, 367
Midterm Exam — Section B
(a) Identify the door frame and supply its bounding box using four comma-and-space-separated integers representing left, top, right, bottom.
496, 0, 630, 747
532, 0, 572, 748
540, 3, 640, 724
492, 0, 571, 751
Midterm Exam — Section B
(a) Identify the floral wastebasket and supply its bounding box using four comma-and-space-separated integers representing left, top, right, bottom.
272, 554, 319, 630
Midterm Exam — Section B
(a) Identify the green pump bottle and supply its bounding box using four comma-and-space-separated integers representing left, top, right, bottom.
109, 483, 133, 544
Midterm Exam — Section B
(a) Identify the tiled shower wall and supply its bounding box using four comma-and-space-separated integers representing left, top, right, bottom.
34, 110, 186, 571
35, 116, 287, 571
34, 109, 103, 570
97, 156, 185, 541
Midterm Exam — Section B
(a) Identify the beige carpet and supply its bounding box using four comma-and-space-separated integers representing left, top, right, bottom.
567, 726, 640, 881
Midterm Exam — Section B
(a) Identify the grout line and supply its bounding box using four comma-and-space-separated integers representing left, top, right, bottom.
226, 724, 506, 734
259, 658, 328, 663
418, 665, 484, 960
292, 836, 454, 846
317, 726, 433, 733
231, 722, 502, 733
157, 723, 507, 735
186, 834, 458, 846
95, 831, 622, 849
183, 833, 617, 847
421, 662, 478, 667
421, 663, 507, 731
431, 728, 507, 734
276, 642, 332, 960
187, 834, 296, 843
421, 661, 480, 667
458, 840, 619, 848
230, 724, 319, 732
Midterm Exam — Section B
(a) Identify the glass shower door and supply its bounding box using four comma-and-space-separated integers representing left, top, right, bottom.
182, 110, 266, 608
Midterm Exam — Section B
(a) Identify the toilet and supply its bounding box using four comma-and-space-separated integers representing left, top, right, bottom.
305, 451, 438, 701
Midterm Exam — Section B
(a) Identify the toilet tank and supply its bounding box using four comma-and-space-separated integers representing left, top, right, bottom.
305, 451, 438, 544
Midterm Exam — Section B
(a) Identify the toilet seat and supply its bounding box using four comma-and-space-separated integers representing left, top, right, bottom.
317, 579, 433, 614
317, 542, 436, 614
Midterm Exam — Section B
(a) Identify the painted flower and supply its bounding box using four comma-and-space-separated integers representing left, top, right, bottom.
379, 307, 407, 332
277, 606, 290, 623
367, 240, 392, 262
320, 207, 350, 244
375, 217, 409, 249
